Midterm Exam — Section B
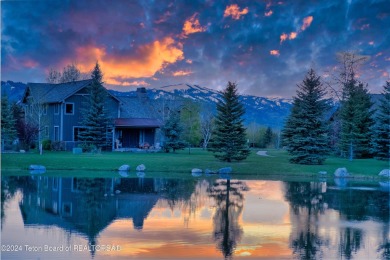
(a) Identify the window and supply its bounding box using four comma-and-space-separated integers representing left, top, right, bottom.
73, 127, 86, 141
44, 126, 49, 137
54, 104, 59, 114
65, 103, 74, 115
43, 105, 48, 115
54, 126, 59, 141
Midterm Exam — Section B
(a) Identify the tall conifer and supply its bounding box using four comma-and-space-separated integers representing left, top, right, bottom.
209, 82, 249, 162
79, 62, 109, 150
371, 81, 390, 160
340, 80, 374, 158
282, 69, 330, 164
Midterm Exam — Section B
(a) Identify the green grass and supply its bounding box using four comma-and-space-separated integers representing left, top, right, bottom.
1, 148, 388, 179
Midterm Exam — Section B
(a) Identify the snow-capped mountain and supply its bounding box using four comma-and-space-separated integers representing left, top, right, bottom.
111, 83, 293, 128
1, 81, 293, 128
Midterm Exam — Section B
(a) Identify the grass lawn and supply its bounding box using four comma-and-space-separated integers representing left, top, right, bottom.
1, 148, 388, 179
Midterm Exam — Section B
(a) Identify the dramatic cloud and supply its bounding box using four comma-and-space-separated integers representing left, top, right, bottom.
270, 50, 280, 56
172, 70, 193, 76
223, 4, 249, 20
1, 0, 389, 97
265, 10, 273, 17
181, 13, 207, 37
71, 37, 183, 84
301, 16, 314, 31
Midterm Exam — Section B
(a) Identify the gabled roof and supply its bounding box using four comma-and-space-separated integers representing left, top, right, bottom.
22, 79, 93, 103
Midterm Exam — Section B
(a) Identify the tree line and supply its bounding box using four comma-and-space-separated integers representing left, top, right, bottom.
282, 52, 389, 164
2, 52, 388, 165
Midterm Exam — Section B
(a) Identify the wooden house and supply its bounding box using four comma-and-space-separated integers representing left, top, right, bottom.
21, 80, 161, 151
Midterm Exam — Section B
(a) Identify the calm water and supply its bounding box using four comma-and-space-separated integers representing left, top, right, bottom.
1, 174, 389, 260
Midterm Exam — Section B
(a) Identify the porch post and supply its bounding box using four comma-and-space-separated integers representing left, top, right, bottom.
112, 127, 116, 151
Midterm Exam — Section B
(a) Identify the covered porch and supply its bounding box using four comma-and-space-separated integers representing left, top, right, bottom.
113, 118, 161, 151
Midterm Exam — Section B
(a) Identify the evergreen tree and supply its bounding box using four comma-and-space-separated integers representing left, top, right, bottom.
79, 62, 109, 151
262, 126, 273, 148
371, 81, 390, 160
209, 82, 249, 162
282, 69, 330, 164
340, 80, 374, 158
161, 110, 187, 153
1, 93, 17, 148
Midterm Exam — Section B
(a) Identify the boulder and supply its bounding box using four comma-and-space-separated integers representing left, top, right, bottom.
334, 167, 349, 177
118, 165, 130, 171
218, 167, 232, 174
379, 169, 390, 177
136, 164, 146, 171
29, 165, 46, 171
72, 148, 82, 154
192, 168, 202, 174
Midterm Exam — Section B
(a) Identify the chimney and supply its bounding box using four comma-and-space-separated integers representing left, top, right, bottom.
136, 87, 147, 101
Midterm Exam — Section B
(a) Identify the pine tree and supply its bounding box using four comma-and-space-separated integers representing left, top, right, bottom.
282, 69, 330, 164
161, 110, 187, 153
1, 93, 17, 148
263, 126, 273, 148
371, 81, 390, 160
79, 62, 109, 151
209, 82, 249, 162
340, 80, 374, 159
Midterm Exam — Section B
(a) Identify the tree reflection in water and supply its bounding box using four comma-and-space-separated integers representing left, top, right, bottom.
284, 181, 329, 260
208, 178, 249, 260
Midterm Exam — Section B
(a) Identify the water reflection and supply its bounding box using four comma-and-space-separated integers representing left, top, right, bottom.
208, 179, 249, 259
1, 175, 389, 259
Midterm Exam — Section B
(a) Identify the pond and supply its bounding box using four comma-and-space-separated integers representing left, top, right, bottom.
1, 174, 389, 260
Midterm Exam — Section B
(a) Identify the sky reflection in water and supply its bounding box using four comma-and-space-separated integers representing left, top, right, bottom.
1, 175, 389, 259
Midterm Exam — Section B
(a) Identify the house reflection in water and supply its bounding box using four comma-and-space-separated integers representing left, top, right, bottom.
19, 176, 165, 255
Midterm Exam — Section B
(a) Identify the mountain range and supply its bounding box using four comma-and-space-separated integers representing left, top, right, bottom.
2, 81, 292, 128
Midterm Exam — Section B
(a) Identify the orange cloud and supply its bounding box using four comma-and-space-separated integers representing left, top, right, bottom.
369, 41, 375, 45
107, 80, 150, 86
280, 33, 288, 43
172, 70, 193, 76
72, 37, 183, 86
382, 71, 389, 77
301, 16, 313, 31
185, 59, 193, 64
289, 32, 297, 39
270, 50, 280, 56
265, 10, 273, 17
182, 13, 206, 37
224, 4, 249, 20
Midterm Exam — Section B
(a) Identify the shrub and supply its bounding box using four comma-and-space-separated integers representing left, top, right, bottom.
42, 139, 52, 150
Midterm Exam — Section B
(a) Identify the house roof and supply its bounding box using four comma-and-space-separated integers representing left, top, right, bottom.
115, 118, 161, 128
22, 79, 121, 104
117, 96, 157, 118
22, 79, 93, 103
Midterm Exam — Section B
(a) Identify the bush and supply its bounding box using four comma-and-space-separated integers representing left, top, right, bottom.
51, 141, 65, 151
42, 139, 52, 150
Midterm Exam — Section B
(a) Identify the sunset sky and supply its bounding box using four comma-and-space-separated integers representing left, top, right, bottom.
1, 0, 389, 97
